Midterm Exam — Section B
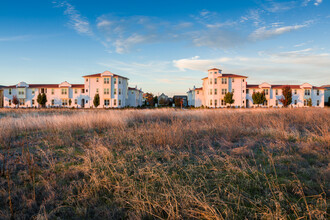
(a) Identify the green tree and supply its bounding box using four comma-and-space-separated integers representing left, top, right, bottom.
307, 98, 312, 107
279, 86, 292, 107
93, 94, 100, 108
224, 92, 234, 107
37, 93, 47, 107
12, 95, 19, 107
252, 91, 266, 107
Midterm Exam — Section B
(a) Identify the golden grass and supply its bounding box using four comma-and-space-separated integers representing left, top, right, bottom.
0, 108, 329, 219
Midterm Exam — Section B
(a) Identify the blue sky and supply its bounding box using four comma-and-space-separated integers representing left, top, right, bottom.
0, 0, 329, 95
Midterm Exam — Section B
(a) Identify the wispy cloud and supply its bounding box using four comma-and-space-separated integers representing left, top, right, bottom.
302, 0, 323, 6
53, 0, 93, 36
249, 24, 308, 40
0, 35, 32, 42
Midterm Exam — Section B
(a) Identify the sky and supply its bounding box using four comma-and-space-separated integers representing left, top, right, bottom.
0, 0, 329, 95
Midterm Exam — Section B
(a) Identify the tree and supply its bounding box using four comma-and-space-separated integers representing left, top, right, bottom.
37, 93, 47, 107
12, 95, 19, 107
153, 96, 158, 106
159, 97, 169, 106
224, 92, 234, 107
144, 93, 154, 106
93, 94, 100, 108
174, 97, 183, 108
307, 98, 312, 107
69, 99, 72, 106
279, 86, 292, 107
252, 91, 266, 107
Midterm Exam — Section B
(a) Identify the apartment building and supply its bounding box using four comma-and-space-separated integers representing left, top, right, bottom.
322, 85, 330, 106
187, 68, 325, 108
187, 68, 247, 108
127, 86, 143, 107
3, 71, 143, 108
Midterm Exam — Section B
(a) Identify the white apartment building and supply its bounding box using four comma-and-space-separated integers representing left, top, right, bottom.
246, 83, 325, 108
3, 71, 143, 108
187, 68, 247, 108
187, 68, 325, 108
127, 86, 143, 107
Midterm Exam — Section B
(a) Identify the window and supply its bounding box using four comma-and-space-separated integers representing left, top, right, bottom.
9, 100, 11, 105
214, 78, 217, 84
114, 99, 117, 106
32, 89, 35, 95
276, 100, 278, 106
210, 99, 212, 106
119, 99, 121, 106
264, 100, 268, 106
9, 89, 12, 95
114, 78, 117, 84
317, 100, 319, 106
61, 88, 67, 95
209, 89, 212, 95
96, 78, 99, 82
75, 89, 78, 94
246, 89, 249, 94
317, 90, 320, 96
264, 89, 269, 95
214, 89, 217, 95
18, 90, 24, 95
86, 100, 88, 103
62, 99, 68, 106
215, 99, 217, 106
104, 99, 110, 106
82, 89, 85, 93
222, 89, 227, 95
75, 99, 77, 105
104, 88, 109, 95
294, 89, 297, 95
243, 90, 245, 93
114, 88, 117, 95
209, 78, 212, 84
275, 89, 278, 95
52, 89, 54, 95
294, 100, 297, 105
52, 99, 55, 105
119, 88, 122, 95
232, 78, 235, 83
86, 78, 88, 82
86, 89, 88, 92
304, 100, 307, 106
243, 79, 245, 82
131, 91, 134, 94
222, 78, 227, 84
32, 100, 35, 105
19, 99, 25, 106
253, 89, 255, 93
96, 88, 99, 93
41, 88, 45, 93
104, 78, 110, 84
197, 91, 199, 94
221, 100, 225, 105
119, 79, 121, 84
232, 89, 234, 93
305, 89, 311, 96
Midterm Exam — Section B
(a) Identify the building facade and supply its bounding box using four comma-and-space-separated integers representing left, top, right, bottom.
0, 86, 4, 108
3, 71, 143, 108
187, 68, 325, 108
321, 85, 330, 106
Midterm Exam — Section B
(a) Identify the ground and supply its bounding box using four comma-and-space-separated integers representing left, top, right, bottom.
0, 108, 329, 219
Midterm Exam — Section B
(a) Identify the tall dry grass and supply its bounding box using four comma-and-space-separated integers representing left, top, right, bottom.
0, 108, 329, 219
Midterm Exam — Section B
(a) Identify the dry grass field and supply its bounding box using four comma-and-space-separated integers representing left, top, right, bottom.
0, 108, 329, 219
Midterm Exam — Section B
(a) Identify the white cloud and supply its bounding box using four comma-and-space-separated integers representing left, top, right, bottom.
314, 0, 323, 6
249, 24, 307, 40
114, 34, 150, 54
53, 1, 93, 36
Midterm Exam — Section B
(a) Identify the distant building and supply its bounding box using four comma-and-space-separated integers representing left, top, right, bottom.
3, 71, 143, 108
173, 95, 188, 107
187, 67, 325, 108
321, 85, 330, 106
158, 93, 169, 106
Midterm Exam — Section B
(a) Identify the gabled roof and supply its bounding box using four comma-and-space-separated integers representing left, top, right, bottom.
83, 72, 129, 80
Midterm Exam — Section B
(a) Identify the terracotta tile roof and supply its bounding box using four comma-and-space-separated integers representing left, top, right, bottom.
218, 74, 248, 78
5, 84, 84, 89
83, 73, 129, 80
